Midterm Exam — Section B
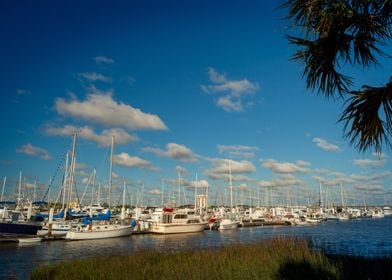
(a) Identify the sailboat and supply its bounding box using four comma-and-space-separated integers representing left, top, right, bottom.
36, 133, 78, 238
219, 160, 240, 230
0, 172, 43, 236
65, 135, 136, 241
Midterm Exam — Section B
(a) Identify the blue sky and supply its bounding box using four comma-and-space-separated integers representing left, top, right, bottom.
1, 0, 391, 207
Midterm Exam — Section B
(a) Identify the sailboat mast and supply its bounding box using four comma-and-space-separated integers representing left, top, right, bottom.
18, 171, 22, 206
68, 131, 77, 209
161, 179, 164, 207
108, 135, 114, 209
318, 177, 323, 208
1, 177, 6, 202
122, 181, 126, 206
91, 168, 96, 206
62, 153, 69, 209
340, 180, 344, 208
194, 173, 198, 212
229, 159, 233, 210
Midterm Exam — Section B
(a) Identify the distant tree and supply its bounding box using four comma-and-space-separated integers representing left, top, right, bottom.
281, 0, 392, 152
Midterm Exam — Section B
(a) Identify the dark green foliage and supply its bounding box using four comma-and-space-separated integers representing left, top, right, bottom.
281, 0, 392, 152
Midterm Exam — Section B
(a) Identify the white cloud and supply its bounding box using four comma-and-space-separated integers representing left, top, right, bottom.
175, 166, 187, 176
204, 158, 256, 181
313, 137, 340, 152
143, 143, 197, 163
55, 93, 167, 131
257, 175, 304, 188
216, 96, 242, 112
186, 179, 209, 189
113, 152, 156, 171
261, 159, 309, 174
44, 125, 138, 147
201, 67, 259, 112
16, 89, 31, 96
78, 72, 112, 83
217, 144, 260, 158
16, 143, 52, 160
353, 158, 387, 169
354, 184, 385, 194
350, 171, 391, 183
148, 188, 162, 195
94, 55, 114, 65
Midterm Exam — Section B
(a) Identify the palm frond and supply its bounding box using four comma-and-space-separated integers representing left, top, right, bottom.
288, 34, 353, 97
283, 0, 391, 96
340, 79, 392, 152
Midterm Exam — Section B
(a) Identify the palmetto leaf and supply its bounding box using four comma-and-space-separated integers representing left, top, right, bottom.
282, 0, 392, 151
340, 80, 392, 152
288, 34, 353, 97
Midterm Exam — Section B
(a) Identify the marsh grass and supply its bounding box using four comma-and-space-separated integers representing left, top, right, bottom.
30, 237, 391, 280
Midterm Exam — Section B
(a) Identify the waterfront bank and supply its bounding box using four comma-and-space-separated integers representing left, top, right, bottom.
31, 238, 392, 280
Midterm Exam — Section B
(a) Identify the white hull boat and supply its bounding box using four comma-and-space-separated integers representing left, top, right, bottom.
65, 223, 134, 240
37, 221, 72, 237
18, 237, 42, 243
148, 208, 207, 234
218, 219, 239, 230
149, 222, 207, 234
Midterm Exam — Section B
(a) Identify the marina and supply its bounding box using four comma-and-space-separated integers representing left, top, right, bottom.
2, 1, 392, 279
1, 215, 392, 279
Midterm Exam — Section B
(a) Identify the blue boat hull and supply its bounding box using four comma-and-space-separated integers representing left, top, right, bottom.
0, 222, 42, 235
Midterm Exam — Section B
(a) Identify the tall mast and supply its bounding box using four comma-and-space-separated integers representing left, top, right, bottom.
18, 171, 22, 206
91, 168, 96, 206
1, 177, 6, 202
161, 179, 164, 207
205, 178, 208, 210
318, 177, 323, 208
340, 180, 345, 208
108, 135, 114, 209
33, 180, 37, 202
229, 159, 233, 210
62, 153, 69, 210
68, 131, 77, 209
194, 173, 198, 212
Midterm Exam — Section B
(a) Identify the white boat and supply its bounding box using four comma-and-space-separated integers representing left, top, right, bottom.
325, 215, 339, 221
218, 218, 239, 230
37, 221, 72, 238
305, 217, 323, 223
382, 206, 391, 216
18, 237, 42, 243
65, 222, 135, 240
148, 208, 207, 234
370, 208, 384, 218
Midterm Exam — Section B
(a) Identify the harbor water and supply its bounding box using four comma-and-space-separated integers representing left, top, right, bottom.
1, 216, 392, 279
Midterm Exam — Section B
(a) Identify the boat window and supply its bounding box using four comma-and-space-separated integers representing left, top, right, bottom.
173, 214, 187, 219
162, 214, 172, 224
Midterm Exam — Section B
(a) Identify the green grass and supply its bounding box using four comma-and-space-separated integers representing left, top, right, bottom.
30, 237, 391, 280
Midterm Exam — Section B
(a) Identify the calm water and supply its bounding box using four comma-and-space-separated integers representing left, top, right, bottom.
1, 216, 392, 279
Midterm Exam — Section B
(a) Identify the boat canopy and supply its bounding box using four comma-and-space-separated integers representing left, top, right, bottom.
80, 210, 111, 224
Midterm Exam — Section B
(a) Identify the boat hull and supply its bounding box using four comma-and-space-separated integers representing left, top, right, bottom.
218, 220, 239, 230
65, 224, 133, 240
0, 222, 42, 235
18, 237, 42, 243
37, 222, 72, 237
149, 222, 207, 234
